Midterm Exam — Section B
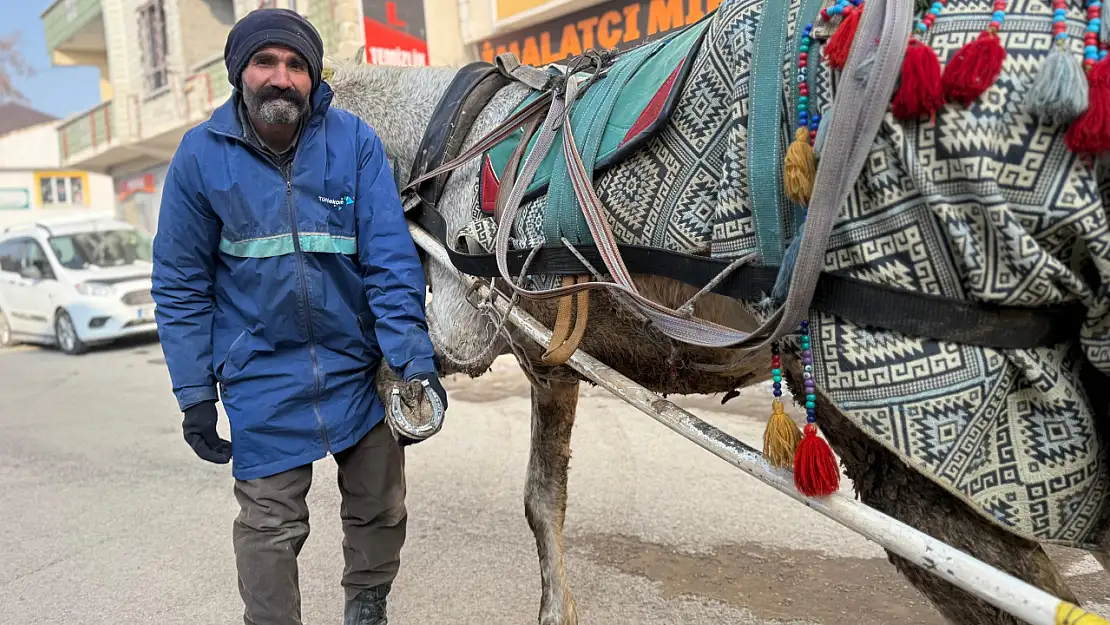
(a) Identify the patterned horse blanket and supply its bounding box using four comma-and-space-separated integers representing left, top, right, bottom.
458, 0, 1110, 549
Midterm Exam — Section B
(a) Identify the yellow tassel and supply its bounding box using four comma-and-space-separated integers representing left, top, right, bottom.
763, 399, 804, 468
1057, 602, 1110, 625
784, 127, 817, 206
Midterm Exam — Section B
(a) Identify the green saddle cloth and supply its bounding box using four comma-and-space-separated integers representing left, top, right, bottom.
478, 15, 715, 246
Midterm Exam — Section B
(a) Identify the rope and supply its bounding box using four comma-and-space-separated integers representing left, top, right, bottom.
430, 244, 543, 370
677, 253, 758, 318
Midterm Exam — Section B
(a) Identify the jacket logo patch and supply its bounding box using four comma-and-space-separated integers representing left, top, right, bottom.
319, 195, 354, 209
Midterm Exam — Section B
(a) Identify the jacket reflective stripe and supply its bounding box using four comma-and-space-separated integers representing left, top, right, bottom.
219, 233, 357, 258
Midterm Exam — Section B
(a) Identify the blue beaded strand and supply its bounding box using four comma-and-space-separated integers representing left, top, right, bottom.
1084, 0, 1104, 72
798, 0, 864, 145
797, 23, 821, 145
771, 342, 782, 398
800, 320, 816, 424
770, 0, 861, 420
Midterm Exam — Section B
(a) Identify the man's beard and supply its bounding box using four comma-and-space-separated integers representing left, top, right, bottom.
243, 84, 309, 125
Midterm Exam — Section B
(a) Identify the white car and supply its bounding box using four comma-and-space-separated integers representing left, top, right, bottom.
0, 216, 159, 355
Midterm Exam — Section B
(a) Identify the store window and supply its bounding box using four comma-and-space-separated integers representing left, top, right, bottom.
35, 172, 89, 207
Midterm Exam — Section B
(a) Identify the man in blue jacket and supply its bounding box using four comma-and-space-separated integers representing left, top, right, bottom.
151, 9, 446, 625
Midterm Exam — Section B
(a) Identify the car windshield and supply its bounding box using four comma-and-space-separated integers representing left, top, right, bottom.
48, 229, 153, 269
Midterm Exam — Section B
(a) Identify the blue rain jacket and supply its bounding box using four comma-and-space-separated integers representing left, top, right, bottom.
151, 82, 436, 480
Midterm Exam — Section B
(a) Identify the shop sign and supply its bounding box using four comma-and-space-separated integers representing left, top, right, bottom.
481, 0, 720, 66
362, 0, 429, 66
0, 189, 30, 210
494, 0, 560, 22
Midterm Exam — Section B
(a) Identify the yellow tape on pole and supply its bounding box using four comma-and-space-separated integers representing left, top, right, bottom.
1058, 603, 1110, 625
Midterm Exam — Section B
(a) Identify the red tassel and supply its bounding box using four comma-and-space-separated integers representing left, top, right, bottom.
824, 3, 863, 70
1066, 58, 1110, 154
892, 39, 945, 121
793, 423, 840, 497
941, 30, 1006, 107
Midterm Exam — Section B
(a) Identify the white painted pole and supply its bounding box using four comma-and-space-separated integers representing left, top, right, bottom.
409, 222, 1109, 625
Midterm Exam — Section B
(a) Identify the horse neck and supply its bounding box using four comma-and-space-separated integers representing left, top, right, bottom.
335, 64, 460, 186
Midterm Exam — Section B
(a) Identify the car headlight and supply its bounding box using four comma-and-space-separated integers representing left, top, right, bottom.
75, 283, 114, 297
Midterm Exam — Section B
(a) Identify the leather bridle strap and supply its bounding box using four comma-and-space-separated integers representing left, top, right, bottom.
401, 92, 554, 196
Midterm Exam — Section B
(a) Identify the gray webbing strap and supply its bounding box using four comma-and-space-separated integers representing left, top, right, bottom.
727, 0, 916, 350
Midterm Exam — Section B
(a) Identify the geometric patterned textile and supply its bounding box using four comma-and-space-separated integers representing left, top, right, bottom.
456, 0, 1110, 549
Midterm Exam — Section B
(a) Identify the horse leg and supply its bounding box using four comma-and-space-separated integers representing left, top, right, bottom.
521, 363, 581, 625
784, 364, 1079, 624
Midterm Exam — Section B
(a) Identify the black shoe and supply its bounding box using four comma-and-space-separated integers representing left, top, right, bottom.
343, 583, 390, 625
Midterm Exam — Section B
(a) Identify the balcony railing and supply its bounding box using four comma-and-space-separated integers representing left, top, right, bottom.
42, 0, 104, 56
54, 57, 234, 169
184, 56, 232, 121
58, 100, 114, 164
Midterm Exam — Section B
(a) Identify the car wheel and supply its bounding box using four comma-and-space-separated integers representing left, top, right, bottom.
54, 309, 86, 355
0, 310, 12, 348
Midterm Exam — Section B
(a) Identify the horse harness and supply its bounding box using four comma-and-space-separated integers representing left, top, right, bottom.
398, 18, 1085, 357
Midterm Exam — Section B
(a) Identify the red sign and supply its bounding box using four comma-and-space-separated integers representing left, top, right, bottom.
117, 174, 155, 201
362, 0, 429, 66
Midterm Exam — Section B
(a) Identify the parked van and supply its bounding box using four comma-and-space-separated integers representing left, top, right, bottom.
0, 215, 158, 354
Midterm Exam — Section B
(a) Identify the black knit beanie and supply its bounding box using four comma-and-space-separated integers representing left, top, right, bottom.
224, 8, 324, 94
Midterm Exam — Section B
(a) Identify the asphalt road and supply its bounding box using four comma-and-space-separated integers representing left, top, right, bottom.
3, 338, 1110, 624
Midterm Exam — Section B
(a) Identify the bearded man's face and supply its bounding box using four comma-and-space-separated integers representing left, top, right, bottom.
241, 45, 311, 125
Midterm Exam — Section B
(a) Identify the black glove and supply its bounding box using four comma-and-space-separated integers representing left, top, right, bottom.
407, 371, 448, 412
182, 401, 232, 464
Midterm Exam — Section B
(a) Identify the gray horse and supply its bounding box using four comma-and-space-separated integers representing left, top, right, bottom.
330, 0, 1110, 622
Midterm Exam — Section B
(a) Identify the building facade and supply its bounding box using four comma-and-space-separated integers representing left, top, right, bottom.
42, 0, 240, 233
42, 0, 471, 234
0, 104, 114, 231
39, 0, 690, 234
